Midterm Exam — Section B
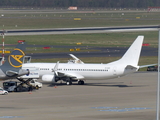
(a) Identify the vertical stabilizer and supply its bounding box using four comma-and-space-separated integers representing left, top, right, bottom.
0, 42, 26, 73
119, 36, 144, 66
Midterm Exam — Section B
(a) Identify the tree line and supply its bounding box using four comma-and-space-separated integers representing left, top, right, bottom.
0, 0, 159, 8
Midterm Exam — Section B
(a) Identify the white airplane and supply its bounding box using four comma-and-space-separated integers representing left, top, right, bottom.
21, 36, 149, 85
0, 42, 29, 80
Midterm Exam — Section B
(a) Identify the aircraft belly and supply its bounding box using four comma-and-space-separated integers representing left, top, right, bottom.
39, 71, 53, 78
81, 71, 114, 80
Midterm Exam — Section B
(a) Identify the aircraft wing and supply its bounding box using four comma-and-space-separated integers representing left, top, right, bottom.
57, 72, 85, 80
52, 61, 84, 80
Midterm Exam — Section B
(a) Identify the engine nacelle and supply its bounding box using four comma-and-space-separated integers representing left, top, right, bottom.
42, 74, 56, 82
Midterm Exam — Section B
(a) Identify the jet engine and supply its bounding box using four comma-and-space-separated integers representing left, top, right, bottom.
42, 74, 56, 82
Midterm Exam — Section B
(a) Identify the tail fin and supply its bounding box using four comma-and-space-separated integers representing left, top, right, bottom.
119, 36, 144, 66
0, 42, 26, 76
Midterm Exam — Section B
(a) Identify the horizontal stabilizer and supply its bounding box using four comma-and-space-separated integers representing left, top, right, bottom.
6, 69, 29, 77
6, 70, 18, 77
139, 64, 157, 68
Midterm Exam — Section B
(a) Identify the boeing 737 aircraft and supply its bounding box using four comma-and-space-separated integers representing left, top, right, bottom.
21, 36, 147, 85
0, 42, 29, 80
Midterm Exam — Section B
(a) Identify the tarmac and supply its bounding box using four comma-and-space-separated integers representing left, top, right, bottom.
0, 71, 158, 120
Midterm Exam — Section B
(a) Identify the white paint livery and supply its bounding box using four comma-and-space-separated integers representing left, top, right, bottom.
22, 36, 144, 85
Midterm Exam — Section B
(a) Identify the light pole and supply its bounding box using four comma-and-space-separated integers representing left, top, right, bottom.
157, 29, 160, 120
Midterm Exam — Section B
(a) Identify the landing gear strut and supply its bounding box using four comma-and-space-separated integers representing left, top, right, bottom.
66, 81, 72, 85
66, 78, 72, 85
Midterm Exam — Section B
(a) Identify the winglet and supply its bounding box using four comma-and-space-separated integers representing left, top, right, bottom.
53, 61, 59, 76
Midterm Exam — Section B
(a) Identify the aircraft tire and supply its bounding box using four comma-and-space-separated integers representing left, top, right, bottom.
66, 81, 72, 85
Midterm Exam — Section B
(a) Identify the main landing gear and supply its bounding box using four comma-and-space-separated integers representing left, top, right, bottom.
66, 78, 72, 85
66, 81, 72, 85
78, 80, 84, 85
65, 79, 85, 85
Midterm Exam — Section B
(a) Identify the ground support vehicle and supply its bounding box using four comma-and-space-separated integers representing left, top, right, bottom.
3, 79, 42, 92
147, 66, 158, 71
0, 87, 8, 95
